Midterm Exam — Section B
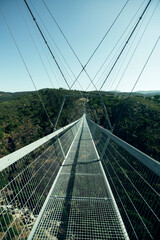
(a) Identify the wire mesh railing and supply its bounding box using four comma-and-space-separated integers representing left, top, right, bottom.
28, 114, 129, 240
87, 117, 160, 240
1, 114, 159, 239
0, 118, 81, 240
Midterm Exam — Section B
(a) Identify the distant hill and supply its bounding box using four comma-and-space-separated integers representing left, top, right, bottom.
113, 90, 160, 96
135, 90, 160, 96
87, 92, 160, 162
90, 90, 160, 96
0, 88, 83, 158
0, 91, 34, 102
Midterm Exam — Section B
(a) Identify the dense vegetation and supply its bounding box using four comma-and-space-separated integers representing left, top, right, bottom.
0, 88, 84, 158
86, 92, 160, 162
0, 88, 160, 162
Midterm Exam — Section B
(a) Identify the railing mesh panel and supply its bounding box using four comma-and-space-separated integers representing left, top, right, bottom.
0, 121, 80, 239
87, 118, 160, 240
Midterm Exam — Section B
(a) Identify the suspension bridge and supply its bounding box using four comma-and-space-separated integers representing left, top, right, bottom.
0, 0, 160, 239
0, 111, 160, 239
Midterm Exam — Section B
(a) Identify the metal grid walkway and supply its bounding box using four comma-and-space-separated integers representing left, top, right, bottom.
28, 115, 128, 239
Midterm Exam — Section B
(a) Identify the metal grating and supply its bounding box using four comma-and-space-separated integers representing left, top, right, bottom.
29, 115, 128, 239
66, 198, 125, 240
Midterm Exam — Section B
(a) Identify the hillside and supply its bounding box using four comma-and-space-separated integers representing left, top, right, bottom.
0, 88, 84, 158
135, 90, 160, 95
92, 90, 160, 96
86, 93, 160, 162
0, 89, 160, 162
0, 91, 34, 102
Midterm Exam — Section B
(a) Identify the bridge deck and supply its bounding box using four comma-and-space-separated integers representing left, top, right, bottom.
28, 116, 128, 239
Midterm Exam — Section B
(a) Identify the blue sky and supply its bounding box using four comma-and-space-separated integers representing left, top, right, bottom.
0, 0, 160, 92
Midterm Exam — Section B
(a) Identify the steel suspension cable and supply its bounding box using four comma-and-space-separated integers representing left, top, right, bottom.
83, 0, 130, 70
42, 0, 94, 91
88, 1, 146, 91
0, 7, 54, 128
113, 0, 160, 94
71, 0, 130, 89
20, 7, 72, 130
42, 0, 84, 70
28, 0, 84, 91
130, 36, 160, 94
113, 36, 160, 130
24, 0, 84, 126
24, 0, 70, 89
16, 0, 60, 101
42, 0, 130, 90
41, 0, 130, 128
85, 0, 146, 91
107, 11, 149, 91
99, 0, 152, 91
26, 12, 61, 88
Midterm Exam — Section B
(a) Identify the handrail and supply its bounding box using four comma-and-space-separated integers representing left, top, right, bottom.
0, 118, 80, 172
87, 117, 160, 177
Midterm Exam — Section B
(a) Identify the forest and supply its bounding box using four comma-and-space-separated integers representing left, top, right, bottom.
0, 88, 160, 162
